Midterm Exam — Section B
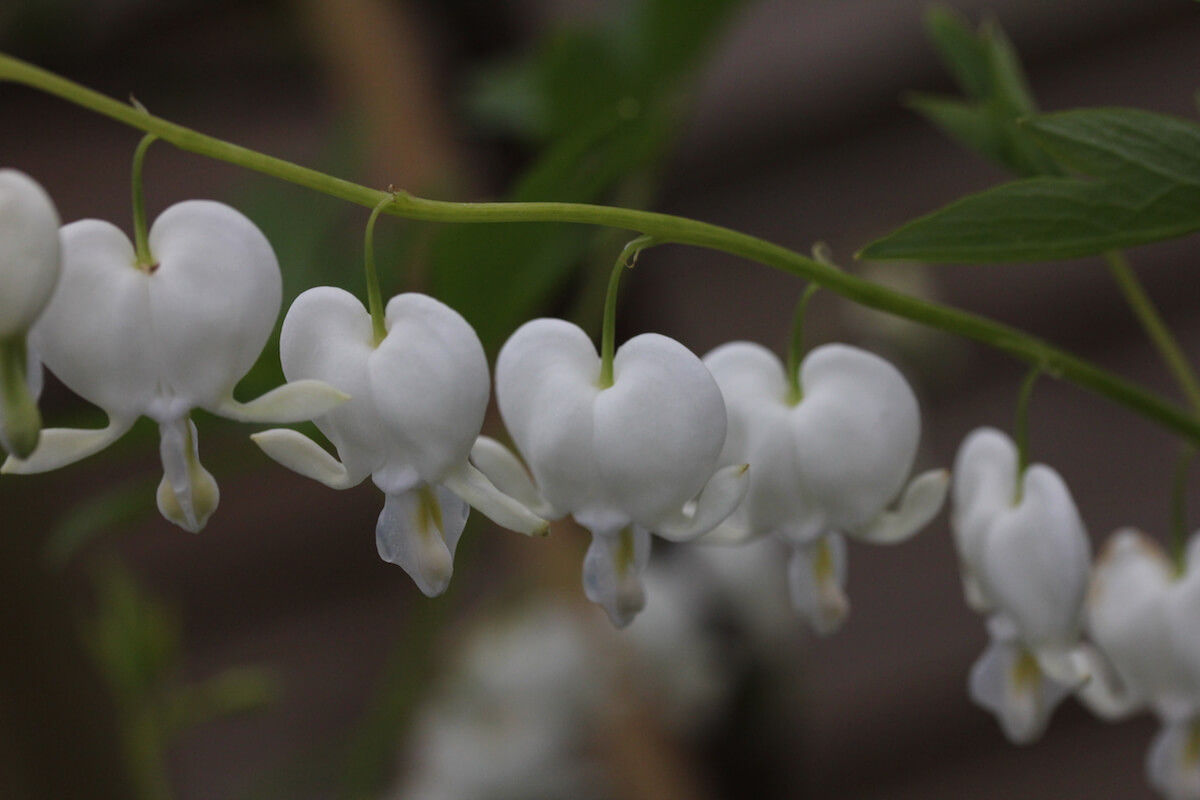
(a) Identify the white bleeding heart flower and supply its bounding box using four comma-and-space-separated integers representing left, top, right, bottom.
1083, 530, 1195, 721
474, 318, 749, 627
251, 287, 548, 597
1085, 530, 1200, 800
951, 426, 1092, 744
0, 169, 61, 458
2, 200, 346, 532
699, 341, 948, 634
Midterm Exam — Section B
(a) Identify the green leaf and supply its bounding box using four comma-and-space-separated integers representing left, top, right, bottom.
916, 9, 1059, 178
862, 108, 1200, 262
925, 7, 994, 99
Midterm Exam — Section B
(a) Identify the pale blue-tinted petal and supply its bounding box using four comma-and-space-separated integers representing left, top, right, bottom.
441, 460, 549, 537
0, 170, 60, 337
156, 416, 219, 533
250, 428, 364, 489
785, 534, 849, 635
855, 468, 949, 544
376, 484, 469, 597
655, 463, 749, 542
582, 524, 651, 628
1148, 719, 1200, 800
967, 631, 1072, 745
147, 201, 281, 411
2, 416, 135, 474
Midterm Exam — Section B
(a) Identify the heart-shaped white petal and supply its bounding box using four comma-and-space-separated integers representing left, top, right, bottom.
496, 318, 729, 532
0, 170, 61, 337
703, 342, 929, 544
1087, 529, 1195, 721
977, 463, 1090, 651
33, 201, 281, 421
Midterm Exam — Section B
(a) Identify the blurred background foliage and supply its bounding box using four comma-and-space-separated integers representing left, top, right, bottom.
2, 1, 1200, 799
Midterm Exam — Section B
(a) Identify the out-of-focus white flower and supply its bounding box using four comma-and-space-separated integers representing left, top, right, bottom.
0, 169, 61, 458
473, 318, 748, 627
700, 341, 947, 634
389, 606, 613, 800
952, 427, 1091, 744
252, 288, 547, 596
3, 200, 345, 532
1085, 530, 1200, 800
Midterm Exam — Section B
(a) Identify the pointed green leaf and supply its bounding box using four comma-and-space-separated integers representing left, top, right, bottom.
862, 108, 1200, 262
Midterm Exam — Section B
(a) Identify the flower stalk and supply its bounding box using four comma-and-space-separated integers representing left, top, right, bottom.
599, 235, 654, 388
130, 133, 158, 270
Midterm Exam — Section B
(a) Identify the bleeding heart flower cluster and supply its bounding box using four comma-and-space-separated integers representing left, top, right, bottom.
10, 162, 1200, 798
0, 169, 953, 634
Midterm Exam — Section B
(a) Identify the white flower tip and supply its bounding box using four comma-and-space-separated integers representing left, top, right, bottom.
442, 461, 551, 537
376, 486, 469, 598
655, 463, 751, 542
857, 467, 949, 545
218, 379, 350, 424
251, 428, 358, 489
582, 526, 651, 628
1, 420, 133, 474
156, 464, 219, 533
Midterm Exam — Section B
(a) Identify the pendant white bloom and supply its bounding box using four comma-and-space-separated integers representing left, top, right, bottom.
2, 200, 346, 532
952, 427, 1091, 743
251, 288, 548, 597
699, 341, 948, 634
1086, 530, 1200, 800
475, 318, 749, 627
0, 169, 61, 458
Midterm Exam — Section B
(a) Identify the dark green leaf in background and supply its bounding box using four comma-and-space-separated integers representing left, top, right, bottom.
861, 108, 1200, 262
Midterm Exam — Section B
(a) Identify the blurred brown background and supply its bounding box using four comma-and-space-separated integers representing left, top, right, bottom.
2, 1, 1200, 798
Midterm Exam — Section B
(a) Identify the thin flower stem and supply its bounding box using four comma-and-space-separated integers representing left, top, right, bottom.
131, 132, 159, 269
4, 51, 1200, 443
1012, 366, 1041, 503
1171, 444, 1195, 576
364, 195, 394, 346
785, 283, 820, 404
0, 336, 40, 459
1105, 250, 1200, 415
599, 236, 655, 388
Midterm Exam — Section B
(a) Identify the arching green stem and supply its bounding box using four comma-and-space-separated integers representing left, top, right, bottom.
599, 235, 655, 388
364, 195, 394, 346
785, 283, 820, 405
1171, 445, 1195, 576
1105, 251, 1200, 415
131, 132, 158, 270
1012, 366, 1040, 504
4, 50, 1200, 444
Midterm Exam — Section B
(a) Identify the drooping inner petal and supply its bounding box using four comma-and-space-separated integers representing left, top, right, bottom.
376, 484, 469, 597
785, 534, 849, 635
156, 414, 219, 533
581, 524, 651, 629
1147, 719, 1200, 800
967, 629, 1072, 745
